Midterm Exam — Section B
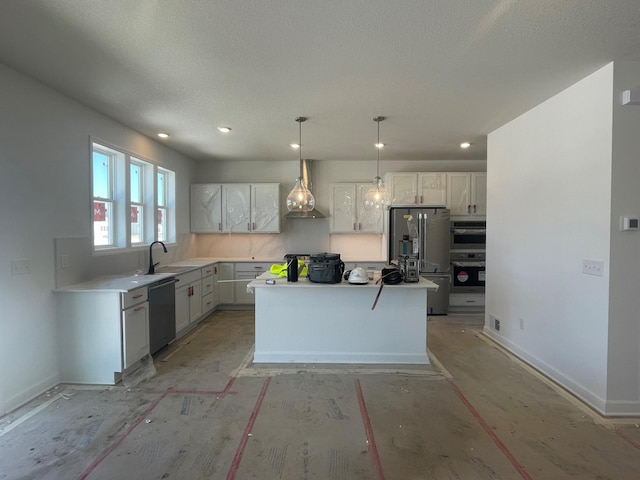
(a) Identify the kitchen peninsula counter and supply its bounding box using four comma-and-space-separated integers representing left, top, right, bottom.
247, 273, 438, 364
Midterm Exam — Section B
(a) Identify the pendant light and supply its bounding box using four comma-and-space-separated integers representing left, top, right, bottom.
286, 117, 316, 212
363, 116, 392, 210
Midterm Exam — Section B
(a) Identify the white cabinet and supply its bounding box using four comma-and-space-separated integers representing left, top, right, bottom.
190, 184, 223, 232
191, 183, 280, 233
386, 172, 447, 206
251, 184, 280, 233
175, 269, 203, 333
217, 262, 235, 305
57, 287, 150, 384
122, 298, 149, 369
201, 263, 216, 314
235, 263, 271, 304
222, 184, 251, 232
447, 172, 487, 216
329, 183, 383, 233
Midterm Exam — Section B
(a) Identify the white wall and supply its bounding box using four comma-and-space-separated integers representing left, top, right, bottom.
194, 159, 486, 260
0, 64, 197, 415
607, 61, 640, 414
486, 64, 615, 413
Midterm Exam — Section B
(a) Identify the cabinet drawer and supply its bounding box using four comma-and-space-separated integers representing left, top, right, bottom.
176, 268, 202, 286
235, 262, 272, 274
201, 274, 214, 296
202, 292, 214, 313
201, 264, 215, 277
449, 293, 485, 307
122, 287, 148, 309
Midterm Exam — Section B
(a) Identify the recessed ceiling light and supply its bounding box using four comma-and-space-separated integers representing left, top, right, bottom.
290, 143, 300, 149
375, 143, 384, 149
157, 133, 169, 138
460, 142, 471, 149
217, 126, 231, 133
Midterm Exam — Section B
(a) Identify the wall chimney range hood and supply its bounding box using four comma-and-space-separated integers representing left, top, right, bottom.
284, 159, 326, 219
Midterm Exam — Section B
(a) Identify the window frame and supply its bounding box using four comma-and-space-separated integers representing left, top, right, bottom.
91, 139, 176, 253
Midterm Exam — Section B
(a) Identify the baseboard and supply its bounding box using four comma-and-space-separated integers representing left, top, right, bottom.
2, 372, 60, 416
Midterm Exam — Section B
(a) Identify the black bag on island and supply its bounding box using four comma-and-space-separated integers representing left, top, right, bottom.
308, 252, 345, 284
381, 265, 403, 285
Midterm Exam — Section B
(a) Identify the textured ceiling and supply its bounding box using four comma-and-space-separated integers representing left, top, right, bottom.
1, 0, 639, 162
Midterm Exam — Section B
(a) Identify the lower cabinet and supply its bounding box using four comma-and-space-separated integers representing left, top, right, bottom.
234, 263, 271, 304
175, 268, 203, 334
122, 300, 149, 369
201, 263, 216, 314
449, 293, 485, 312
217, 263, 235, 305
57, 287, 150, 384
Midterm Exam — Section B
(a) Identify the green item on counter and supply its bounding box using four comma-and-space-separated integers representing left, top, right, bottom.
270, 260, 308, 277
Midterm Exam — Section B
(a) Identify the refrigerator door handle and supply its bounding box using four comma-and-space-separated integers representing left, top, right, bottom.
418, 212, 428, 271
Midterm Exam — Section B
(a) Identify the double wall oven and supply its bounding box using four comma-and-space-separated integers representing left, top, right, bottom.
450, 220, 486, 293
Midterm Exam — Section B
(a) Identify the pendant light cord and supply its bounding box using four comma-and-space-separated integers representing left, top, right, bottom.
374, 116, 385, 180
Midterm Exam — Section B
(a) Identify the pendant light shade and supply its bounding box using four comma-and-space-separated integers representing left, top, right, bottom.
363, 116, 392, 210
286, 117, 316, 212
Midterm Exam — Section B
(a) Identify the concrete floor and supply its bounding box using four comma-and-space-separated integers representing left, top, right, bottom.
2, 311, 640, 480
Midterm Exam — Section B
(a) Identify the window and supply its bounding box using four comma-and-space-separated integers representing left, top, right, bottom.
156, 167, 176, 243
91, 141, 175, 251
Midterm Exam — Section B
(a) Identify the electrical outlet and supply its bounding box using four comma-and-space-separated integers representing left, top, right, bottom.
11, 259, 31, 275
489, 314, 500, 331
582, 259, 604, 277
519, 318, 525, 330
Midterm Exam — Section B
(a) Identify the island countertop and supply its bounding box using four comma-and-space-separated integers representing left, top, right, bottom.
247, 272, 439, 291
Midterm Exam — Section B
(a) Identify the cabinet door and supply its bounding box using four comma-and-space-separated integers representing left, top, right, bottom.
471, 173, 487, 215
418, 173, 447, 206
217, 263, 235, 304
330, 183, 357, 232
222, 184, 251, 232
190, 184, 222, 232
234, 272, 258, 304
386, 173, 418, 205
356, 184, 383, 233
175, 284, 190, 332
251, 184, 280, 232
447, 173, 472, 216
212, 265, 220, 308
189, 281, 202, 323
122, 302, 149, 369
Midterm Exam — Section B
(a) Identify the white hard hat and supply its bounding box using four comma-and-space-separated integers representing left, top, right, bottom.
348, 267, 369, 284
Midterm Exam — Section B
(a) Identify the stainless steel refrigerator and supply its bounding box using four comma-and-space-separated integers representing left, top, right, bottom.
388, 206, 451, 314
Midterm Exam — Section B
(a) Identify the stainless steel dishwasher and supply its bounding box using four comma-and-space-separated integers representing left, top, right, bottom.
148, 277, 177, 355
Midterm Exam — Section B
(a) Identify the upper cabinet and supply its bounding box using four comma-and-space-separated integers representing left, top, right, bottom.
447, 172, 487, 216
191, 183, 280, 233
386, 172, 447, 206
222, 184, 251, 232
330, 183, 383, 233
190, 184, 223, 232
250, 184, 281, 233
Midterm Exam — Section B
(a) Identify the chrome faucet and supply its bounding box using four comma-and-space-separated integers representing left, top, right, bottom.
147, 241, 168, 274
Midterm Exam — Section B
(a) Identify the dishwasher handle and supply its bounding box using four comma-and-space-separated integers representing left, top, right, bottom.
149, 278, 179, 290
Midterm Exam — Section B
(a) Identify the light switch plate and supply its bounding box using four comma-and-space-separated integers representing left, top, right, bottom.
583, 259, 604, 277
11, 259, 31, 275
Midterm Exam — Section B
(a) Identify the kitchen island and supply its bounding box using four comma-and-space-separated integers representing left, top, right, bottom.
247, 273, 438, 364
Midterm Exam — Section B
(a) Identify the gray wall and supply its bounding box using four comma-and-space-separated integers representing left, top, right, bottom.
0, 64, 198, 415
486, 61, 640, 415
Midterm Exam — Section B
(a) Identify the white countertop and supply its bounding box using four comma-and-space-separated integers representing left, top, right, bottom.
247, 272, 438, 291
54, 256, 390, 293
